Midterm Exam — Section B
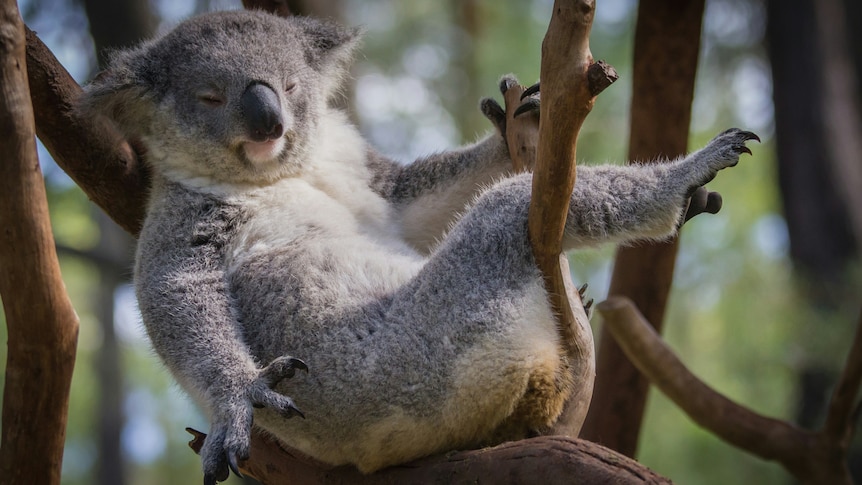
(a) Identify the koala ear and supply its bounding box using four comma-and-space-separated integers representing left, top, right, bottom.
295, 18, 362, 96
76, 47, 156, 137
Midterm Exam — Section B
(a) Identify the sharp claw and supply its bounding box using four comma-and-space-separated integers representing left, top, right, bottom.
513, 98, 540, 118
584, 298, 594, 311
287, 403, 306, 419
228, 452, 244, 479
739, 146, 752, 156
289, 357, 309, 373
578, 283, 588, 298
743, 131, 761, 143
521, 82, 540, 100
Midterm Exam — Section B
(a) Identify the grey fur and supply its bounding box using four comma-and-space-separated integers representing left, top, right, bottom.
77, 10, 756, 481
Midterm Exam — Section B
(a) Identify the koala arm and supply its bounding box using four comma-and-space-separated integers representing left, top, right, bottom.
135, 188, 304, 482
367, 134, 513, 252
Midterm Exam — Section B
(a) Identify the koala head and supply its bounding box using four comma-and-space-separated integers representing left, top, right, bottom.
78, 10, 360, 185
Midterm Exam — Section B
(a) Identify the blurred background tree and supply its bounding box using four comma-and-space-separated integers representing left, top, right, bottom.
1, 0, 859, 483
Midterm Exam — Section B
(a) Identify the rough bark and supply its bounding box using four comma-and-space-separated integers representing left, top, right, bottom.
0, 2, 80, 484
25, 27, 148, 236
527, 0, 618, 438
581, 0, 705, 457
188, 429, 671, 485
599, 297, 860, 484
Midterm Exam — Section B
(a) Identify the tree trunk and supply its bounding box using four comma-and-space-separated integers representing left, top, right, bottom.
581, 0, 705, 457
0, 2, 80, 484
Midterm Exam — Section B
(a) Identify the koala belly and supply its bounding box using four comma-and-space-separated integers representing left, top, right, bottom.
226, 176, 573, 472
234, 239, 571, 472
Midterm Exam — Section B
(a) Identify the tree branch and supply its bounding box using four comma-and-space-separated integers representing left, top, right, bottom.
0, 2, 79, 484
187, 428, 671, 485
598, 296, 855, 484
526, 0, 617, 437
25, 27, 148, 236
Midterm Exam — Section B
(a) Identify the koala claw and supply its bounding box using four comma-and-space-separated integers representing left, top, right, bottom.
584, 298, 594, 319
513, 97, 540, 118
260, 356, 308, 387
227, 452, 244, 479
520, 81, 540, 100
514, 82, 540, 118
251, 356, 307, 417
715, 129, 759, 160
577, 283, 589, 299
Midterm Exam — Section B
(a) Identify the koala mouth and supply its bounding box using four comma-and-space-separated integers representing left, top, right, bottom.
242, 137, 287, 164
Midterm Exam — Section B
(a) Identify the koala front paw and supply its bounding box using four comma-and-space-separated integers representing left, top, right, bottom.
201, 356, 307, 484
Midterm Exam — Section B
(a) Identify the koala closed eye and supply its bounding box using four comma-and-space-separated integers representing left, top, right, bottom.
197, 91, 226, 107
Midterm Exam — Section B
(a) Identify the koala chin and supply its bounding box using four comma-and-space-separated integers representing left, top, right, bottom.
77, 9, 757, 482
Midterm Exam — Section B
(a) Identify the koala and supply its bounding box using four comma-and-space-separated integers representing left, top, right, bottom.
77, 9, 757, 483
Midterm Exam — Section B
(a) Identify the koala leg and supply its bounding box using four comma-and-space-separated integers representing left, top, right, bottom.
563, 128, 758, 248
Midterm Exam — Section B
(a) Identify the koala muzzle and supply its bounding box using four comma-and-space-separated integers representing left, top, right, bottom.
241, 82, 285, 142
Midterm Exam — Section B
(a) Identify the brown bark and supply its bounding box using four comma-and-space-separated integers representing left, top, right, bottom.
526, 0, 618, 438
25, 27, 148, 236
0, 2, 80, 485
581, 0, 705, 456
188, 429, 671, 485
598, 297, 859, 484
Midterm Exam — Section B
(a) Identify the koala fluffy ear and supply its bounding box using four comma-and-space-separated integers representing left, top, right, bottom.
295, 17, 362, 97
76, 47, 156, 137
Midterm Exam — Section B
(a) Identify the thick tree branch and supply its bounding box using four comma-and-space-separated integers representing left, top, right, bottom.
0, 2, 79, 484
188, 428, 671, 485
598, 297, 856, 484
25, 27, 148, 236
582, 0, 706, 456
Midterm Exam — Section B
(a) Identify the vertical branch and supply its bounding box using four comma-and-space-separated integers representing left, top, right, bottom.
529, 0, 616, 436
582, 0, 705, 455
0, 2, 80, 485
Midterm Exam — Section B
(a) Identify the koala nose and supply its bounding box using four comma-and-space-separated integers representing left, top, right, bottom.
240, 82, 285, 142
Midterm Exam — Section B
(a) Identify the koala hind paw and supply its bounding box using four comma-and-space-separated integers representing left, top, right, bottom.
707, 128, 760, 168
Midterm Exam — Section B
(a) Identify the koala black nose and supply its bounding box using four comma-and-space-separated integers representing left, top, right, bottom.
240, 82, 285, 142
